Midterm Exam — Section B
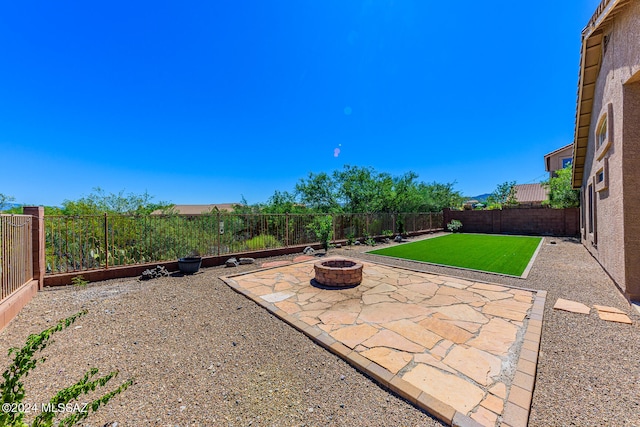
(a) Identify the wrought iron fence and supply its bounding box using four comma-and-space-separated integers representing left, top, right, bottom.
45, 212, 442, 275
0, 215, 33, 300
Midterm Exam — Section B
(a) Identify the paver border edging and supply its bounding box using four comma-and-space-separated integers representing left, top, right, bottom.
501, 289, 546, 427
520, 238, 544, 279
220, 260, 547, 427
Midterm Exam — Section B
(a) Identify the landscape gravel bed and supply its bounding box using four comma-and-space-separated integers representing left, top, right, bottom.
0, 234, 638, 426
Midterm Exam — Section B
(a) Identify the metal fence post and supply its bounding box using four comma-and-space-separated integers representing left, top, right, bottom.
366, 214, 370, 236
217, 211, 221, 256
285, 213, 290, 247
104, 213, 109, 269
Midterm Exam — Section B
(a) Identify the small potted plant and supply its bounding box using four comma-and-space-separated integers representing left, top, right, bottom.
178, 250, 202, 274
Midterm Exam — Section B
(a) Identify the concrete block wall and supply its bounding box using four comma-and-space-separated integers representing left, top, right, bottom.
443, 208, 580, 237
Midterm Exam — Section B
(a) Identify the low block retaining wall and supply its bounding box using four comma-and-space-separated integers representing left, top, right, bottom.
43, 243, 326, 287
0, 279, 38, 331
443, 207, 579, 236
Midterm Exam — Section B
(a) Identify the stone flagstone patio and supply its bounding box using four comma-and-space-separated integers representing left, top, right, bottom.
221, 257, 546, 427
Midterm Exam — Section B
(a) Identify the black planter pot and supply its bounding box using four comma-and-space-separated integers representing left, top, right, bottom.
178, 257, 202, 274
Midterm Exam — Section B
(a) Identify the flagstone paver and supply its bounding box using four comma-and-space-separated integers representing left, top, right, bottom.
489, 382, 507, 399
261, 291, 295, 303
593, 304, 633, 323
403, 364, 485, 414
362, 329, 425, 353
435, 304, 490, 324
471, 406, 499, 426
481, 393, 504, 414
359, 302, 431, 323
361, 347, 414, 374
593, 304, 625, 314
597, 311, 633, 324
553, 298, 591, 314
329, 323, 378, 348
418, 316, 474, 344
260, 260, 293, 268
467, 318, 519, 356
442, 346, 501, 386
383, 319, 442, 349
221, 258, 545, 427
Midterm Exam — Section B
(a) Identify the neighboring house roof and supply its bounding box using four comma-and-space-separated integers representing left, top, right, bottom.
544, 144, 573, 172
572, 0, 632, 188
514, 184, 548, 203
151, 203, 239, 215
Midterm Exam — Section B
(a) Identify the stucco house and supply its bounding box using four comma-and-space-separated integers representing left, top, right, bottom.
544, 144, 574, 178
571, 0, 640, 301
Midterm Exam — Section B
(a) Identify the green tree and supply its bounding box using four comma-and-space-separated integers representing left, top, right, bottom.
273, 167, 464, 214
61, 187, 170, 215
333, 165, 388, 213
231, 196, 260, 214
261, 190, 307, 214
487, 181, 518, 208
543, 163, 580, 208
388, 172, 424, 212
419, 181, 465, 212
294, 172, 341, 212
0, 193, 16, 212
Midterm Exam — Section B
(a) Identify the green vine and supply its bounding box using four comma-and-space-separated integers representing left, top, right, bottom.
0, 310, 133, 427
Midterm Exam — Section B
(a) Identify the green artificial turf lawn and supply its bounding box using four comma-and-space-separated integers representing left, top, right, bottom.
369, 233, 542, 276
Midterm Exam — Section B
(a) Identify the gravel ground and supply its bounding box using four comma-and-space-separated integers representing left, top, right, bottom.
0, 234, 638, 426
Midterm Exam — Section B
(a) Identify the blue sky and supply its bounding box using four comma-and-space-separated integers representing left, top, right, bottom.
1, 1, 601, 206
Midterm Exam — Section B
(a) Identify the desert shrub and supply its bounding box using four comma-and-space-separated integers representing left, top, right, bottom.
71, 275, 88, 287
447, 219, 463, 232
362, 230, 376, 246
346, 232, 355, 246
245, 235, 281, 251
306, 216, 334, 252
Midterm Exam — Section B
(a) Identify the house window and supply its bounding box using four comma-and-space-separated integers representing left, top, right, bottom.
596, 103, 613, 160
597, 116, 607, 148
595, 158, 609, 192
561, 158, 572, 168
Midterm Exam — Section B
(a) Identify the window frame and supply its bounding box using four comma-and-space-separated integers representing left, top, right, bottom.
596, 116, 607, 148
595, 158, 609, 193
596, 103, 613, 160
588, 177, 598, 246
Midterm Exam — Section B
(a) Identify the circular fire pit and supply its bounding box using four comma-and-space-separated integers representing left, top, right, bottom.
314, 258, 363, 288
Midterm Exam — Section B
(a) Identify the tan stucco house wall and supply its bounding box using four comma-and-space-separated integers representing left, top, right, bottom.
544, 144, 573, 178
572, 0, 640, 301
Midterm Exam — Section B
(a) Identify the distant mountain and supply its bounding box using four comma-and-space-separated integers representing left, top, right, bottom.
466, 193, 491, 202
0, 202, 22, 211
